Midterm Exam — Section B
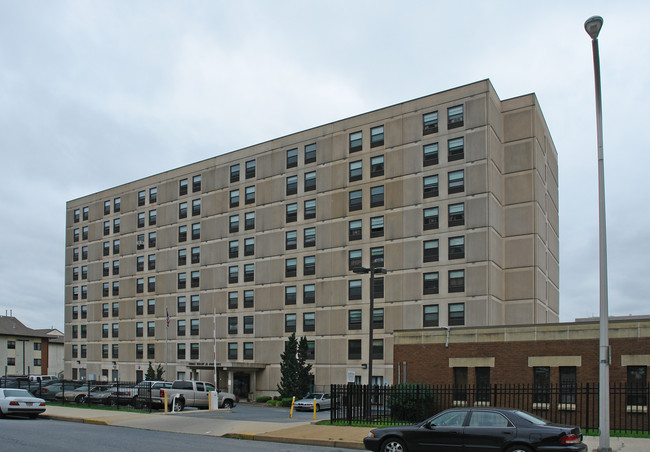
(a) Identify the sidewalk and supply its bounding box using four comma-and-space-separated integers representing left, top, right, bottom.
42, 405, 649, 451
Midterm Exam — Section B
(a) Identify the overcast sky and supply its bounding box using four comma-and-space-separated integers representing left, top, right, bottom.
1, 1, 649, 331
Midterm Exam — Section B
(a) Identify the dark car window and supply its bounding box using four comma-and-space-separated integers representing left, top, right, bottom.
468, 412, 511, 427
514, 410, 549, 425
196, 382, 204, 391
173, 381, 193, 390
431, 410, 468, 427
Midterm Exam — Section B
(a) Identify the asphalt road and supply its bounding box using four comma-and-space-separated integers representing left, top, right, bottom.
180, 403, 332, 423
0, 417, 359, 452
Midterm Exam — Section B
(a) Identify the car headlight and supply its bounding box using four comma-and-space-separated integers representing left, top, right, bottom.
367, 432, 375, 438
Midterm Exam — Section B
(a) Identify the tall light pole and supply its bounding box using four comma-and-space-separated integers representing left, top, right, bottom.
585, 15, 611, 452
353, 257, 387, 387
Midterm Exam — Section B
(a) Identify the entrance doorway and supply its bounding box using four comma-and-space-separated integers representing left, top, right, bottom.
233, 372, 250, 399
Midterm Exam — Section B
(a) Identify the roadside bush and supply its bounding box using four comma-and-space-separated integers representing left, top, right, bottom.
256, 396, 272, 404
281, 397, 294, 407
387, 383, 436, 423
266, 399, 281, 407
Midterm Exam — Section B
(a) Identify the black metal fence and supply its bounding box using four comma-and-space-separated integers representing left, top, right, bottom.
0, 378, 159, 412
331, 383, 650, 433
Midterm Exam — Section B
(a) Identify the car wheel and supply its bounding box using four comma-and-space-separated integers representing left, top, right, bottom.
381, 438, 407, 452
315, 404, 321, 412
75, 394, 86, 404
107, 397, 117, 407
505, 446, 533, 452
223, 399, 233, 409
172, 398, 185, 412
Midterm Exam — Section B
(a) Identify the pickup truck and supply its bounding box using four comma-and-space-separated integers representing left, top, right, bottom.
164, 380, 237, 411
135, 380, 171, 409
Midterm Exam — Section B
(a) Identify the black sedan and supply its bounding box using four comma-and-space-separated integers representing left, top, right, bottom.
363, 407, 587, 452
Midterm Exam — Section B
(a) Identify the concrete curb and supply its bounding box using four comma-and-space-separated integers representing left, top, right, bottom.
223, 432, 365, 450
42, 414, 111, 426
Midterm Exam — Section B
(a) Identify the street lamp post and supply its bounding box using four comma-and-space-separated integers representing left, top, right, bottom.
585, 15, 611, 452
353, 258, 387, 387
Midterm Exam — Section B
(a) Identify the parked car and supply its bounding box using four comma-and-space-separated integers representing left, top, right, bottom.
135, 380, 171, 409
0, 388, 46, 418
165, 380, 237, 411
55, 384, 108, 403
31, 381, 82, 401
87, 385, 117, 405
363, 407, 587, 452
294, 393, 331, 411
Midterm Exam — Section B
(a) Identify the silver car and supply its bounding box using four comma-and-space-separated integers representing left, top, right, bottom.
294, 393, 331, 411
0, 388, 46, 418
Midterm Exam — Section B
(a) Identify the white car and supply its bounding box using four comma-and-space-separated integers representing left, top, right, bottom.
0, 388, 46, 418
294, 393, 331, 411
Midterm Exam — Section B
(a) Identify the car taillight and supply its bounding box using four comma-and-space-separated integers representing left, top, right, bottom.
40, 402, 46, 406
561, 434, 580, 445
160, 389, 165, 397
9, 401, 19, 406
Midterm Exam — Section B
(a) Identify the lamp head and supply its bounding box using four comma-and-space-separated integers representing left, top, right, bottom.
584, 16, 603, 40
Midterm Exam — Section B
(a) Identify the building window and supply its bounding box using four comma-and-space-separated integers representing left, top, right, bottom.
112, 323, 119, 338
149, 209, 157, 226
349, 160, 362, 182
475, 367, 491, 403
73, 208, 80, 222
559, 366, 577, 405
245, 186, 255, 204
177, 296, 186, 312
148, 276, 156, 292
192, 199, 201, 216
112, 302, 119, 317
285, 313, 296, 332
103, 282, 109, 297
348, 309, 362, 330
190, 319, 199, 336
533, 366, 551, 405
304, 199, 316, 219
423, 272, 439, 295
179, 178, 188, 195
627, 366, 648, 407
306, 340, 315, 360
243, 342, 253, 360
348, 340, 362, 360
178, 249, 187, 265
136, 278, 144, 293
370, 155, 384, 177
243, 290, 254, 308
147, 321, 155, 337
424, 175, 439, 198
136, 299, 144, 315
72, 286, 79, 300
303, 312, 315, 332
230, 189, 239, 208
73, 267, 80, 281
245, 212, 255, 230
370, 125, 384, 148
349, 249, 362, 271
305, 143, 316, 164
370, 185, 384, 207
81, 227, 88, 239
370, 216, 384, 238
449, 203, 465, 227
424, 240, 439, 262
192, 175, 202, 192
72, 306, 79, 319
244, 237, 254, 256
114, 197, 121, 212
285, 286, 297, 305
102, 344, 109, 359
243, 315, 254, 334
149, 232, 156, 247
81, 285, 87, 299
73, 247, 79, 261
303, 284, 315, 304
286, 176, 298, 195
373, 308, 384, 329
190, 343, 199, 360
113, 239, 120, 254
102, 303, 109, 317
229, 215, 239, 233
113, 260, 120, 275
147, 344, 155, 359
146, 298, 155, 315
374, 277, 384, 298
371, 246, 384, 266
448, 170, 465, 194
349, 131, 362, 152
423, 111, 438, 135
138, 190, 146, 206
177, 343, 186, 360
103, 221, 110, 235
245, 159, 256, 179
137, 212, 145, 228
80, 344, 87, 358
423, 143, 439, 166
73, 228, 79, 242
423, 305, 439, 327
303, 256, 315, 276
304, 227, 316, 247
449, 302, 465, 326
448, 137, 464, 162
228, 343, 237, 360
230, 164, 240, 182
148, 254, 156, 270
191, 223, 200, 240
149, 187, 157, 203
102, 242, 109, 256
285, 230, 297, 250
448, 105, 464, 129
304, 171, 316, 192
228, 317, 238, 334
349, 190, 362, 212
229, 240, 239, 258
229, 266, 238, 284
286, 203, 297, 223
349, 220, 362, 241
287, 148, 298, 168
349, 280, 362, 300
449, 237, 465, 260
453, 367, 468, 402
101, 323, 108, 338
449, 270, 465, 293
112, 344, 119, 359
372, 339, 384, 360
244, 263, 254, 282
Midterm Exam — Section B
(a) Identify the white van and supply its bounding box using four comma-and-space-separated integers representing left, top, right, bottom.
29, 375, 57, 382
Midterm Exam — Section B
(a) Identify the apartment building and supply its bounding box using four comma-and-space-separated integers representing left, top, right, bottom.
64, 79, 559, 397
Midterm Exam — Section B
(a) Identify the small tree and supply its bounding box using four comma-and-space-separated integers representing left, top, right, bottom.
277, 333, 312, 399
155, 364, 165, 380
145, 362, 156, 381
